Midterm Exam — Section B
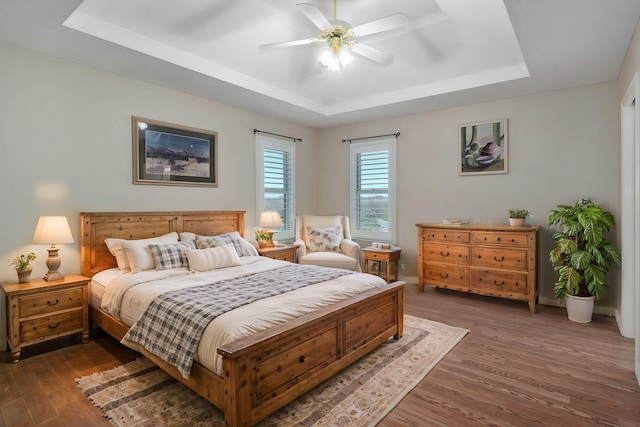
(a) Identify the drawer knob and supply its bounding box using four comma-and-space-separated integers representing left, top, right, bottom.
494, 256, 505, 262
497, 237, 501, 241
439, 273, 449, 278
494, 281, 505, 286
440, 251, 450, 257
48, 322, 60, 329
299, 355, 305, 363
47, 299, 59, 306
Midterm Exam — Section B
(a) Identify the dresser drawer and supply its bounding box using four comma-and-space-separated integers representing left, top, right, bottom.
422, 229, 470, 243
423, 243, 469, 266
19, 287, 84, 317
472, 232, 528, 247
20, 309, 84, 342
471, 247, 528, 270
471, 269, 528, 295
423, 263, 469, 288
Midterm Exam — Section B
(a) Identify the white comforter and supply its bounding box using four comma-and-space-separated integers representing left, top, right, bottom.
99, 256, 388, 376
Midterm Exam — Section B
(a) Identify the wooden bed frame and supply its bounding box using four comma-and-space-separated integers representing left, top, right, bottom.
80, 211, 404, 427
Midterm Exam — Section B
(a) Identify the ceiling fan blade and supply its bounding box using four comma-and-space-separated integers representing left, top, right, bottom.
296, 3, 331, 30
351, 43, 394, 65
351, 13, 409, 37
259, 38, 318, 49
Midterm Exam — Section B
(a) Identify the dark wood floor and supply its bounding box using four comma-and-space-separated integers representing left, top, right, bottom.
1, 283, 639, 426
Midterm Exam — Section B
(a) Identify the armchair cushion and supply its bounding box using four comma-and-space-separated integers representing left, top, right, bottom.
299, 252, 358, 271
306, 225, 343, 253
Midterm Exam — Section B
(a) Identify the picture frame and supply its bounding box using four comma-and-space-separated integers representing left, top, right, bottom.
133, 117, 218, 187
460, 119, 508, 175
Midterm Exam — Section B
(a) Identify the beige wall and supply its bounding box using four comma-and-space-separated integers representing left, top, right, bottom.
0, 40, 623, 347
316, 82, 620, 309
0, 42, 319, 345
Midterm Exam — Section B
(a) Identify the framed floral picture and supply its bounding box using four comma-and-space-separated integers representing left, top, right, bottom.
132, 117, 218, 187
460, 119, 508, 175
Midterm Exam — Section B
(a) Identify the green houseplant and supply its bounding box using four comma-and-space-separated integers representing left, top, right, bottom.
254, 229, 270, 248
547, 199, 621, 322
10, 252, 37, 283
508, 209, 529, 226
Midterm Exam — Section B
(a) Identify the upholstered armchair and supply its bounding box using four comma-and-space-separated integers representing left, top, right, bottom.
294, 215, 361, 271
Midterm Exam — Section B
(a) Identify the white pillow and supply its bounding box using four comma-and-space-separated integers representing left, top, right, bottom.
119, 232, 180, 273
104, 238, 131, 272
184, 245, 241, 272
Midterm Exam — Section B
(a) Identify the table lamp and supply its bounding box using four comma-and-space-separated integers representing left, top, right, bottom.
32, 216, 74, 281
259, 211, 283, 247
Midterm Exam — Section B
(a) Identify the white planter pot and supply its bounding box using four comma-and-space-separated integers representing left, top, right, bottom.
565, 294, 595, 323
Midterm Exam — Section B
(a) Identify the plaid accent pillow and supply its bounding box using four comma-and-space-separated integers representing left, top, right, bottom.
149, 240, 196, 270
306, 225, 343, 253
195, 231, 254, 257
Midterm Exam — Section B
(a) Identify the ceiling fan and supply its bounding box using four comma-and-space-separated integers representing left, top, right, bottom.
259, 1, 409, 71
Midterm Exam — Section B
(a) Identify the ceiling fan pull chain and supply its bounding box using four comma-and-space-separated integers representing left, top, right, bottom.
333, 0, 337, 20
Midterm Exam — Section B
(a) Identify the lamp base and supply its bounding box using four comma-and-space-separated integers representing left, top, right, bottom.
265, 231, 276, 248
43, 246, 65, 282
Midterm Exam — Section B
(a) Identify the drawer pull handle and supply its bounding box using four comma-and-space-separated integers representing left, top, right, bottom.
47, 299, 59, 306
440, 251, 450, 257
494, 256, 505, 261
299, 355, 305, 363
48, 322, 60, 329
439, 273, 449, 278
494, 281, 505, 286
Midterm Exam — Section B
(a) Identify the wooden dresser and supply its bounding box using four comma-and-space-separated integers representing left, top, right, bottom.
416, 224, 540, 313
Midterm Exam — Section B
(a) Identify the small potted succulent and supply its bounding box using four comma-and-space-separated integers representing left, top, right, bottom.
10, 252, 37, 283
254, 229, 270, 248
508, 209, 530, 226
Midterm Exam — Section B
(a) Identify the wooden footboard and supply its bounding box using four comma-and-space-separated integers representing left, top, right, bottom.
91, 281, 403, 426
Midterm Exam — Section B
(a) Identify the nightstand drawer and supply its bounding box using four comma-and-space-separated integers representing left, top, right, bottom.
20, 309, 84, 342
19, 287, 84, 317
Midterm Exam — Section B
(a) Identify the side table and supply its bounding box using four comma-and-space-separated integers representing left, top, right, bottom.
257, 244, 297, 263
2, 274, 90, 362
362, 247, 402, 283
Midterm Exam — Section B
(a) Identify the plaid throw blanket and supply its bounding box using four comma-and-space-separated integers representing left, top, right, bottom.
123, 264, 354, 378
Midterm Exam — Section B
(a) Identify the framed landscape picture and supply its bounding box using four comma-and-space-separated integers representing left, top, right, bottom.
133, 117, 218, 187
460, 119, 508, 175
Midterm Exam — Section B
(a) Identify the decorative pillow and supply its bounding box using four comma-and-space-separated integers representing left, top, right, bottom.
149, 240, 196, 270
119, 232, 180, 273
306, 225, 343, 253
184, 245, 241, 272
195, 231, 258, 257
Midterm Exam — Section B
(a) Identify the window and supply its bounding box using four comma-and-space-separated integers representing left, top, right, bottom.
350, 137, 396, 241
257, 135, 295, 240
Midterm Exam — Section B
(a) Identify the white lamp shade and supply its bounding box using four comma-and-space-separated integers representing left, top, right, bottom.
259, 211, 283, 228
32, 216, 74, 245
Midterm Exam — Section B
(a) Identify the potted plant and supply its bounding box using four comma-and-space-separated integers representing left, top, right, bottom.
508, 209, 529, 226
10, 252, 37, 283
548, 199, 621, 323
254, 229, 270, 248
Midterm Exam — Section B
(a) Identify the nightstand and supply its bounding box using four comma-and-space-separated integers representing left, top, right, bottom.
257, 245, 297, 263
362, 247, 402, 283
2, 274, 90, 362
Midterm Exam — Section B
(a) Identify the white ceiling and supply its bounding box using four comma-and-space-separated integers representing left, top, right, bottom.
1, 0, 639, 128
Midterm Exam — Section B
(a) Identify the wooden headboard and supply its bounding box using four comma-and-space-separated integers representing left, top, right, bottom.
80, 211, 245, 277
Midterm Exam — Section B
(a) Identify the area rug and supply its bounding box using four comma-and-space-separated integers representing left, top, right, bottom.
76, 315, 468, 426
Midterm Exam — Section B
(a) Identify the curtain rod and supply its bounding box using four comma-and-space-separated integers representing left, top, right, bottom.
253, 128, 302, 142
342, 132, 400, 143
